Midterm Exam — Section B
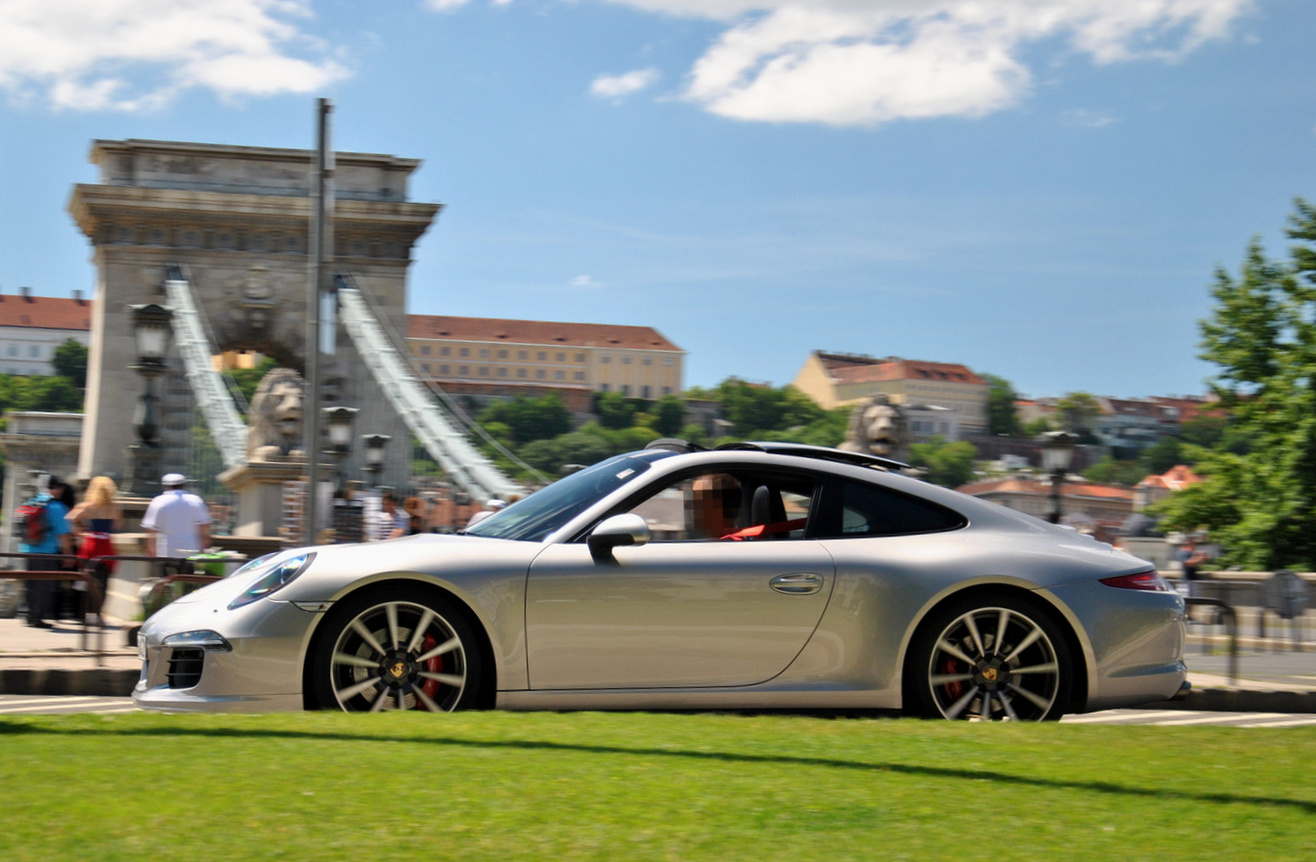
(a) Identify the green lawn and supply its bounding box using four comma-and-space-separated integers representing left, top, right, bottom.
1, 711, 1312, 861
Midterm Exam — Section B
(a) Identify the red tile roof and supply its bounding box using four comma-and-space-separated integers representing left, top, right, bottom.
408, 315, 681, 352
832, 357, 985, 386
1137, 465, 1201, 491
957, 477, 1134, 501
0, 294, 92, 331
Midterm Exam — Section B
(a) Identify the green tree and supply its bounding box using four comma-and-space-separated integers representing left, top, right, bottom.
1055, 391, 1102, 442
478, 393, 572, 444
229, 356, 278, 408
595, 391, 638, 430
653, 395, 686, 437
1153, 199, 1316, 570
51, 339, 88, 389
1083, 456, 1145, 487
982, 373, 1022, 437
908, 437, 979, 488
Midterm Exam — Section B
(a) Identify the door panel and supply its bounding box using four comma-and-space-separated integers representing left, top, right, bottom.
526, 541, 835, 689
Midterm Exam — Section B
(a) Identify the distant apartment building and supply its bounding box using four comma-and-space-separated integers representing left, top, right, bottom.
0, 288, 92, 375
793, 351, 988, 435
407, 315, 684, 409
1017, 394, 1223, 453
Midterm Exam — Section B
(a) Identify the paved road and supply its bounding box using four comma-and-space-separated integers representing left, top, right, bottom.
3, 695, 1315, 726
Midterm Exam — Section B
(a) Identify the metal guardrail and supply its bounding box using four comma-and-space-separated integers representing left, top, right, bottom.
0, 552, 224, 667
1185, 597, 1238, 685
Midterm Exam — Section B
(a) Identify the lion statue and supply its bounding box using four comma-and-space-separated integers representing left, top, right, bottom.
838, 394, 909, 464
247, 367, 306, 461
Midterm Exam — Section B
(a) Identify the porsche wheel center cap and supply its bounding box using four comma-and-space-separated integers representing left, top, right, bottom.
975, 659, 1009, 690
380, 651, 417, 686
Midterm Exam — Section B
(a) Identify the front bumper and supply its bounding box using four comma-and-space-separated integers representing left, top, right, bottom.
132, 596, 322, 713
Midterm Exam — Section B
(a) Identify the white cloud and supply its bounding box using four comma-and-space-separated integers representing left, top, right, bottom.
0, 0, 348, 112
590, 67, 660, 101
597, 0, 1258, 126
571, 274, 605, 288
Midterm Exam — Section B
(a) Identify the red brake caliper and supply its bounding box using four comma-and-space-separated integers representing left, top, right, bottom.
418, 634, 442, 708
939, 658, 962, 701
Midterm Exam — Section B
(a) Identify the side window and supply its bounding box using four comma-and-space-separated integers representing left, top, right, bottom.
625, 471, 816, 542
827, 480, 965, 538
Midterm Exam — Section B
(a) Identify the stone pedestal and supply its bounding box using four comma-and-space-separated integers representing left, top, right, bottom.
218, 457, 334, 542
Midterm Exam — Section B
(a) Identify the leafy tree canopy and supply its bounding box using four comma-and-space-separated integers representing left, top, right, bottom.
908, 437, 979, 489
981, 373, 1022, 437
1153, 199, 1316, 570
52, 339, 88, 389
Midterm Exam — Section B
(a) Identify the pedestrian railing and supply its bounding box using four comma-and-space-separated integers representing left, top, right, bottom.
0, 551, 223, 667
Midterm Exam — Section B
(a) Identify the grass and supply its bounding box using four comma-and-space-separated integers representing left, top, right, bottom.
1, 710, 1313, 861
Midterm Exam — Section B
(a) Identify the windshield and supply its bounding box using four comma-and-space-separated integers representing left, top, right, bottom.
463, 451, 674, 542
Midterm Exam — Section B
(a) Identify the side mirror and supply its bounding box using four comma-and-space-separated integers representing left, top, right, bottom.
587, 513, 650, 560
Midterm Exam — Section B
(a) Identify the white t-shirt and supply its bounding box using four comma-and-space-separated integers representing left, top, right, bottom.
141, 489, 212, 557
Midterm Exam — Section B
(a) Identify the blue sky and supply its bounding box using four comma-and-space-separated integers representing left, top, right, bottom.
2, 0, 1314, 399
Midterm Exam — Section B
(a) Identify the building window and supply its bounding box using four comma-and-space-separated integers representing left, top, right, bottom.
479, 367, 489, 377
575, 353, 585, 363
440, 365, 449, 375
497, 367, 508, 377
422, 363, 431, 374
421, 344, 431, 355
642, 358, 652, 366
555, 352, 565, 362
517, 368, 527, 378
459, 347, 469, 357
600, 383, 610, 392
498, 349, 508, 359
601, 355, 611, 364
574, 371, 585, 381
6, 346, 15, 357
621, 384, 631, 396
662, 387, 671, 395
555, 370, 565, 380
29, 345, 40, 358
441, 346, 450, 357
537, 351, 547, 361
518, 350, 528, 360
479, 348, 490, 358
623, 357, 632, 365
663, 357, 673, 366
459, 365, 469, 376
536, 369, 546, 379
642, 385, 651, 398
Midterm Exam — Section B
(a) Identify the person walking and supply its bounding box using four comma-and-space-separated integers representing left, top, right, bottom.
372, 491, 410, 541
68, 475, 123, 616
141, 473, 212, 558
19, 475, 74, 628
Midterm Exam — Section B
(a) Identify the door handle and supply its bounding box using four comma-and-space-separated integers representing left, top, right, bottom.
770, 573, 824, 595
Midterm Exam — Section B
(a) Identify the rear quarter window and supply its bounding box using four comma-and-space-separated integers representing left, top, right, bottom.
822, 479, 966, 538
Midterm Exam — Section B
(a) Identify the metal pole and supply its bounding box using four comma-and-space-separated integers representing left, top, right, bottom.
304, 98, 333, 544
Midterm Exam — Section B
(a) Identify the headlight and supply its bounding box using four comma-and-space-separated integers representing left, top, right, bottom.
162, 630, 232, 652
227, 552, 316, 610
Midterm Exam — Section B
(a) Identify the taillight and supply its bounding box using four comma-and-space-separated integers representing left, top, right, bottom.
1100, 571, 1171, 592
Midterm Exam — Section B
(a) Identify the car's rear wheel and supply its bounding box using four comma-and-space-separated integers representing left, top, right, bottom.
908, 595, 1072, 722
309, 587, 481, 712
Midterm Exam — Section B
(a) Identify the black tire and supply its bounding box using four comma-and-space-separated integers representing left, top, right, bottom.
906, 594, 1073, 722
308, 586, 483, 713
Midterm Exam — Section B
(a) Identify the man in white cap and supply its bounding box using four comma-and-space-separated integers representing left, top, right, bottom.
141, 473, 212, 558
466, 497, 506, 527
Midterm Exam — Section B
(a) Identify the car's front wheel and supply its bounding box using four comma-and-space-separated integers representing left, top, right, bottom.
908, 595, 1073, 721
309, 587, 482, 712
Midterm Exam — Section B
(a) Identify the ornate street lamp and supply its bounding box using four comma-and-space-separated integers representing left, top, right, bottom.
124, 303, 174, 495
321, 406, 358, 491
361, 433, 391, 487
1039, 430, 1077, 525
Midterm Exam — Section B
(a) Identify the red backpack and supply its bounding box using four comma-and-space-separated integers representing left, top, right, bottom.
13, 496, 51, 546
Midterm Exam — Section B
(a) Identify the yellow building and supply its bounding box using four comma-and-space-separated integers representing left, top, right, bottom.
793, 351, 989, 433
408, 315, 684, 409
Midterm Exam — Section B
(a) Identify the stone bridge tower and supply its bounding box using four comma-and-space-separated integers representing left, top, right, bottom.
68, 139, 441, 492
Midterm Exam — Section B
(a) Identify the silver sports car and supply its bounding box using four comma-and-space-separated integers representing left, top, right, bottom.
134, 441, 1187, 721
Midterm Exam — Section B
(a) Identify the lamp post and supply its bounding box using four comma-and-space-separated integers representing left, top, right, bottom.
1039, 430, 1077, 525
125, 303, 174, 495
321, 406, 358, 495
361, 434, 391, 488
